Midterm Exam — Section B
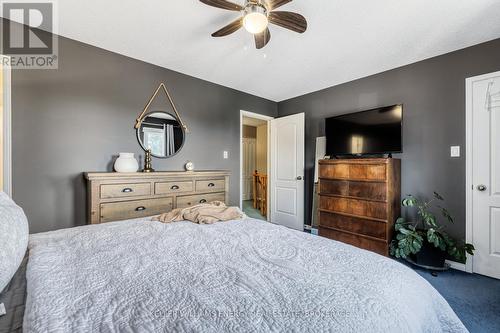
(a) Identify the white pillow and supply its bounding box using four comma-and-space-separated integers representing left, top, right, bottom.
0, 192, 29, 292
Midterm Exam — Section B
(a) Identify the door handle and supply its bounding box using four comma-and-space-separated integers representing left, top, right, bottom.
135, 206, 146, 211
296, 176, 303, 180
477, 184, 487, 192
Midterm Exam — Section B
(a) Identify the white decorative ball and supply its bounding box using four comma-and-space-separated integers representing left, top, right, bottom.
185, 161, 194, 171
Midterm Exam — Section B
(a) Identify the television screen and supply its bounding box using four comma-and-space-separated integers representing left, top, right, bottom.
325, 104, 402, 156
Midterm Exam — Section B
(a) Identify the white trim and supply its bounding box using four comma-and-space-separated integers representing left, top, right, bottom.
2, 56, 12, 197
445, 260, 468, 272
465, 70, 500, 274
240, 110, 274, 221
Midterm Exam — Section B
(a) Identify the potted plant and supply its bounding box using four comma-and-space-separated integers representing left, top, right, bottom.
390, 192, 475, 268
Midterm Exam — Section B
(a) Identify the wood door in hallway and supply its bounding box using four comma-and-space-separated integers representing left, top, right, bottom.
467, 71, 500, 279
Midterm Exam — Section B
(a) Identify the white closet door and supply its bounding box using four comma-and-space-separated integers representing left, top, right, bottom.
468, 71, 500, 279
242, 138, 256, 201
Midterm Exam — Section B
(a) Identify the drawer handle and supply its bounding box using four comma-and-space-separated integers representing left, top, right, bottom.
208, 183, 215, 188
199, 199, 207, 203
170, 185, 180, 190
122, 188, 133, 193
135, 206, 146, 212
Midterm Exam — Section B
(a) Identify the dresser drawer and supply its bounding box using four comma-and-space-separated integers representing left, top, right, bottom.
176, 193, 225, 208
319, 180, 348, 196
319, 227, 388, 256
155, 181, 193, 195
195, 179, 225, 192
320, 180, 387, 201
100, 197, 173, 223
319, 196, 387, 220
349, 164, 386, 181
348, 181, 387, 201
319, 163, 349, 179
100, 183, 151, 199
319, 211, 386, 240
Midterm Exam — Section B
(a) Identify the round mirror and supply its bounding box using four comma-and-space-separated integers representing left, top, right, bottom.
136, 111, 185, 158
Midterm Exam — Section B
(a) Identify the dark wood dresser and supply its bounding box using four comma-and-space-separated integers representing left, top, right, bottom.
318, 158, 401, 256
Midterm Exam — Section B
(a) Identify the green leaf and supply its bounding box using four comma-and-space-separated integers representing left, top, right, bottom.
423, 213, 437, 228
412, 239, 422, 253
396, 217, 406, 224
433, 192, 444, 200
402, 196, 418, 207
438, 206, 454, 224
399, 227, 411, 235
427, 228, 435, 237
465, 243, 475, 255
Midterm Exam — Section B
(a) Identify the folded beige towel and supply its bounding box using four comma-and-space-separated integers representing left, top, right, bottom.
153, 201, 245, 224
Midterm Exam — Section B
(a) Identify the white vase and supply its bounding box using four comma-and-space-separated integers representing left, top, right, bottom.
114, 153, 139, 173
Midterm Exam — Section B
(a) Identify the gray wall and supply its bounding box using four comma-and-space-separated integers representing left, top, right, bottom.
11, 26, 277, 233
278, 38, 500, 240
9, 16, 500, 239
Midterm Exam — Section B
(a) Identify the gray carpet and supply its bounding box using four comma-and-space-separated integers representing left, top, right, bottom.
407, 263, 500, 333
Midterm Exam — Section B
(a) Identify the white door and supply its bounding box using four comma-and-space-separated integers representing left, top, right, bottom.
468, 71, 500, 279
270, 113, 305, 230
242, 138, 256, 201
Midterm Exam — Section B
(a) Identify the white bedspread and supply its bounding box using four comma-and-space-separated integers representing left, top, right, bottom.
24, 218, 467, 332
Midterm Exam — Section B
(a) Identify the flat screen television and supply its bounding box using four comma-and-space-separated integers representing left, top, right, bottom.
325, 104, 403, 156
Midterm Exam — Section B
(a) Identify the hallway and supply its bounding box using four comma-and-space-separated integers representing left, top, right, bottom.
243, 200, 266, 221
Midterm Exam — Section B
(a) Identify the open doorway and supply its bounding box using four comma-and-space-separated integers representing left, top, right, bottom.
240, 111, 273, 221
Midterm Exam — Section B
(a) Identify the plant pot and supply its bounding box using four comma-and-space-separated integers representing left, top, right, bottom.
411, 241, 447, 268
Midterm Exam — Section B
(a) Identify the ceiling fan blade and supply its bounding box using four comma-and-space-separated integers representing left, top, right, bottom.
199, 0, 244, 11
269, 11, 307, 33
212, 17, 243, 37
267, 0, 292, 10
255, 28, 271, 49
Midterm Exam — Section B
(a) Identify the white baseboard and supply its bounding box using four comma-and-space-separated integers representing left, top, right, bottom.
445, 260, 468, 272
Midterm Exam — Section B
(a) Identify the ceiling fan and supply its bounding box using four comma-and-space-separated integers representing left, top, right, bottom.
199, 0, 307, 49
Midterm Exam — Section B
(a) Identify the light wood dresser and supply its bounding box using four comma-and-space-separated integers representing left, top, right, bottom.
318, 158, 401, 256
84, 171, 230, 224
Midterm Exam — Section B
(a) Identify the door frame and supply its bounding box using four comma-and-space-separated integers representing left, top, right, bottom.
240, 110, 274, 221
465, 70, 500, 274
1, 56, 12, 197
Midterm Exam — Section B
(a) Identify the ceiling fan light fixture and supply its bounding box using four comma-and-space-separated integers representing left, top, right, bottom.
243, 5, 268, 34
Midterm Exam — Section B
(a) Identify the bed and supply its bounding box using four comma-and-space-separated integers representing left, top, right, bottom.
0, 191, 467, 333
17, 217, 466, 332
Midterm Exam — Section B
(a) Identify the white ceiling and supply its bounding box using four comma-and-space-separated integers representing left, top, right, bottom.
10, 0, 500, 101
